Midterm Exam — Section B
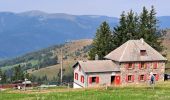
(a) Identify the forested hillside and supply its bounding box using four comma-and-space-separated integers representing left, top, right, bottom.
0, 39, 92, 83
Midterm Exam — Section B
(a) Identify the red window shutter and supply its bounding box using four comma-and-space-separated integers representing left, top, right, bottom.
75, 73, 78, 80
156, 74, 159, 81
81, 76, 84, 83
96, 77, 99, 84
138, 63, 141, 69
154, 62, 158, 69
147, 63, 150, 68
77, 73, 78, 80
132, 75, 135, 82
126, 63, 129, 69
82, 76, 84, 83
89, 77, 92, 84
132, 63, 135, 69
126, 75, 128, 82
144, 74, 147, 81
138, 75, 141, 81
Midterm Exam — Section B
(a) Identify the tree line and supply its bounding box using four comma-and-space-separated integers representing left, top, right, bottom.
88, 6, 166, 60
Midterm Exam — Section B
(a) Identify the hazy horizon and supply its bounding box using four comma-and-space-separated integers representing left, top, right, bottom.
1, 0, 170, 17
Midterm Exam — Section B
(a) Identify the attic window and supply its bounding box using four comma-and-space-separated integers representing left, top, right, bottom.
140, 50, 147, 56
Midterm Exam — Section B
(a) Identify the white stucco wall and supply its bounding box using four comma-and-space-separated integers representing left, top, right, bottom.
73, 64, 87, 88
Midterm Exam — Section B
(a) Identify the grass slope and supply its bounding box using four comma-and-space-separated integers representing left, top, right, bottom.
1, 81, 170, 100
28, 39, 92, 80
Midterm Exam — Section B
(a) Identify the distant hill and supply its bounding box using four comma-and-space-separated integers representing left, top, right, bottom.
0, 39, 92, 80
0, 11, 170, 59
0, 11, 117, 59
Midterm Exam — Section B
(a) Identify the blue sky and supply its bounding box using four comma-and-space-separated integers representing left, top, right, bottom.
0, 0, 169, 17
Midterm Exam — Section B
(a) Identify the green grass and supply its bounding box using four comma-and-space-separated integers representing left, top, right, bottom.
1, 82, 170, 100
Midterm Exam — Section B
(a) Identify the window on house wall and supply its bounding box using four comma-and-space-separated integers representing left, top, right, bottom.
126, 63, 134, 69
128, 75, 132, 81
140, 50, 147, 56
81, 75, 84, 83
129, 63, 133, 69
89, 76, 99, 84
153, 62, 158, 69
92, 77, 96, 83
139, 74, 146, 81
75, 73, 78, 80
126, 75, 134, 82
141, 62, 145, 69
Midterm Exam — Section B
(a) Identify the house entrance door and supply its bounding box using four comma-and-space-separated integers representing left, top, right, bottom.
111, 76, 115, 85
115, 76, 121, 85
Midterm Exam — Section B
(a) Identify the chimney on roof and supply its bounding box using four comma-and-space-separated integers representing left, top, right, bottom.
140, 38, 144, 44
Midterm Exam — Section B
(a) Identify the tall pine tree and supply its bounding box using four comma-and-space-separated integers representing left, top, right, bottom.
88, 21, 115, 60
113, 10, 139, 48
12, 65, 24, 81
113, 6, 165, 52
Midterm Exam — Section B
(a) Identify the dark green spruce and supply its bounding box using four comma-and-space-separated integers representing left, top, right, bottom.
88, 21, 115, 60
113, 6, 165, 52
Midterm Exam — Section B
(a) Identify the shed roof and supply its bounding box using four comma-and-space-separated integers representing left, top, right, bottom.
104, 38, 167, 62
73, 60, 120, 73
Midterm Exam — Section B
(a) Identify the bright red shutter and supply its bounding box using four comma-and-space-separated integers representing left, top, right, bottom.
154, 62, 158, 69
81, 76, 84, 83
96, 77, 99, 84
132, 63, 135, 69
77, 73, 79, 80
138, 75, 140, 81
147, 63, 150, 69
138, 63, 141, 69
132, 75, 135, 82
126, 63, 129, 69
75, 73, 78, 80
82, 76, 84, 83
144, 74, 147, 81
156, 74, 159, 81
89, 77, 92, 84
126, 75, 128, 82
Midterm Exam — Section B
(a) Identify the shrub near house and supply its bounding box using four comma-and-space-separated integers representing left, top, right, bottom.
72, 39, 167, 88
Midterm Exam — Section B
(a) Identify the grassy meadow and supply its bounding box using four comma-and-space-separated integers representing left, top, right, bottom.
1, 81, 170, 100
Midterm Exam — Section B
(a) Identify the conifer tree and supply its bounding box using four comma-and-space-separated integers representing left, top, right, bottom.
12, 65, 24, 81
88, 21, 115, 60
113, 6, 165, 52
113, 10, 139, 47
0, 69, 7, 83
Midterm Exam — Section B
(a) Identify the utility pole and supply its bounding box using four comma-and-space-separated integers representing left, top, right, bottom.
0, 76, 2, 91
24, 63, 27, 91
60, 48, 63, 85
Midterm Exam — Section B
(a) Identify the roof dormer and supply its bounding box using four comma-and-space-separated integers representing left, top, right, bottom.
140, 50, 147, 56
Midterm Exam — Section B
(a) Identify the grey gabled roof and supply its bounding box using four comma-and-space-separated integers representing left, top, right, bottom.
73, 60, 120, 73
104, 38, 167, 62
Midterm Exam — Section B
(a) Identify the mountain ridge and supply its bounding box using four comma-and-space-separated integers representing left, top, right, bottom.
0, 11, 170, 59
